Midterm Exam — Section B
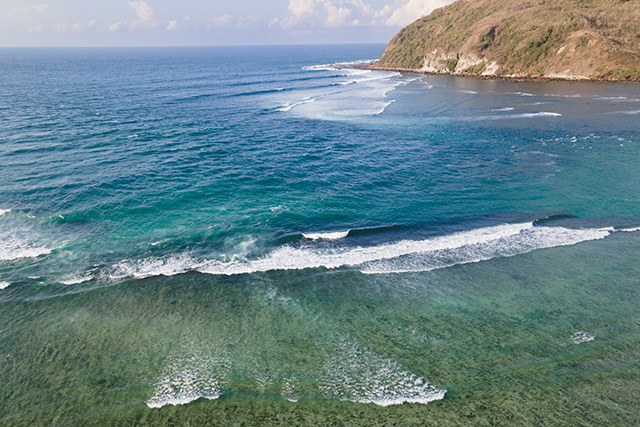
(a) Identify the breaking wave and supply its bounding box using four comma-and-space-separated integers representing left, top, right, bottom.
0, 234, 53, 262
108, 222, 613, 280
0, 211, 55, 262
303, 230, 350, 240
60, 273, 93, 286
319, 339, 445, 406
472, 111, 561, 121
146, 349, 231, 409
302, 60, 377, 71
276, 96, 317, 112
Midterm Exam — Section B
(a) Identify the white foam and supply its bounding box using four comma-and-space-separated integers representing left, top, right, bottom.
571, 331, 595, 344
277, 96, 316, 112
0, 214, 54, 262
109, 255, 196, 280
619, 226, 640, 232
374, 100, 396, 115
303, 60, 376, 72
0, 282, 10, 290
596, 96, 623, 100
303, 64, 342, 71
0, 234, 52, 262
60, 273, 93, 286
146, 351, 230, 409
517, 111, 562, 118
492, 107, 515, 112
303, 230, 350, 240
273, 66, 401, 120
281, 377, 300, 403
473, 111, 561, 121
320, 339, 445, 406
524, 150, 559, 158
110, 222, 613, 280
361, 223, 609, 274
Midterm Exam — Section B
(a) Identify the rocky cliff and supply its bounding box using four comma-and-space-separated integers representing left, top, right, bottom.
372, 0, 640, 81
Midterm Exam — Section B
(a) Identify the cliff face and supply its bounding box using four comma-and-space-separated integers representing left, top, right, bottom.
373, 0, 640, 81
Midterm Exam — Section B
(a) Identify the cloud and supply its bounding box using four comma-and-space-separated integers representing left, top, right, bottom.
273, 0, 369, 29
25, 4, 48, 14
108, 22, 123, 32
54, 24, 66, 33
289, 0, 315, 17
72, 23, 82, 32
235, 15, 260, 29
128, 0, 153, 22
167, 20, 177, 31
272, 0, 453, 29
28, 25, 43, 33
2, 4, 48, 17
325, 4, 353, 27
210, 14, 232, 28
381, 0, 450, 26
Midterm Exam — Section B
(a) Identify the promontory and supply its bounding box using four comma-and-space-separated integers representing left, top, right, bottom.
371, 0, 640, 82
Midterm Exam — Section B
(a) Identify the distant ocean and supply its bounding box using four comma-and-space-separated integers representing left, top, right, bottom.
1, 45, 640, 425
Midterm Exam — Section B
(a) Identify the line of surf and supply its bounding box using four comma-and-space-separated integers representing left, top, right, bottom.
108, 222, 613, 280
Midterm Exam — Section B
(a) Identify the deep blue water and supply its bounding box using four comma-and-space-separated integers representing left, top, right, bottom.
1, 45, 640, 424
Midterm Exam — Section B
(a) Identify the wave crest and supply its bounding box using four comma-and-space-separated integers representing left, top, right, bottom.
108, 222, 612, 280
303, 230, 350, 240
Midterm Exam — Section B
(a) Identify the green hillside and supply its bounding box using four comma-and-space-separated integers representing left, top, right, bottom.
374, 0, 640, 81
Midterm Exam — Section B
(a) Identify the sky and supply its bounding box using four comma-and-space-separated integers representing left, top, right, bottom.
0, 0, 455, 47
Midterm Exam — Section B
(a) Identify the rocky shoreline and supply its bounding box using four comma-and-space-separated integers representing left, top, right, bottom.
366, 62, 638, 84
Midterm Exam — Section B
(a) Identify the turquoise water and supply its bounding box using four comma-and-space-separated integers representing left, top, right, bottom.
1, 45, 640, 425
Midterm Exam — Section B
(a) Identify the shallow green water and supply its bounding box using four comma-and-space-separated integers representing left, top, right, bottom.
1, 45, 640, 425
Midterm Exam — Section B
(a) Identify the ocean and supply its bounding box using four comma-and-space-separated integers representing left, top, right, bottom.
1, 44, 639, 425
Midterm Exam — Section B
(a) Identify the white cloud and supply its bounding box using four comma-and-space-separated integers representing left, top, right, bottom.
382, 0, 450, 27
167, 20, 177, 31
128, 0, 153, 23
210, 14, 232, 28
28, 24, 43, 33
325, 4, 353, 27
88, 19, 96, 28
72, 22, 82, 32
108, 22, 123, 32
273, 0, 453, 29
289, 0, 316, 17
54, 24, 66, 33
25, 4, 48, 14
273, 0, 368, 29
2, 4, 48, 17
235, 15, 260, 29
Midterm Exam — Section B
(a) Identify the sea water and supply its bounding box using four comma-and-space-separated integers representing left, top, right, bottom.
1, 45, 640, 425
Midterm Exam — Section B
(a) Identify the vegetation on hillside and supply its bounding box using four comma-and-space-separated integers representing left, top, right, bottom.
374, 0, 640, 81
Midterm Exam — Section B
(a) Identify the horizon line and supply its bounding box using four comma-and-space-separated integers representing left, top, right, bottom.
0, 42, 388, 49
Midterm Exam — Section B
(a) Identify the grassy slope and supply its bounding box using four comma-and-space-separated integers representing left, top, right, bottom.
375, 0, 640, 81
